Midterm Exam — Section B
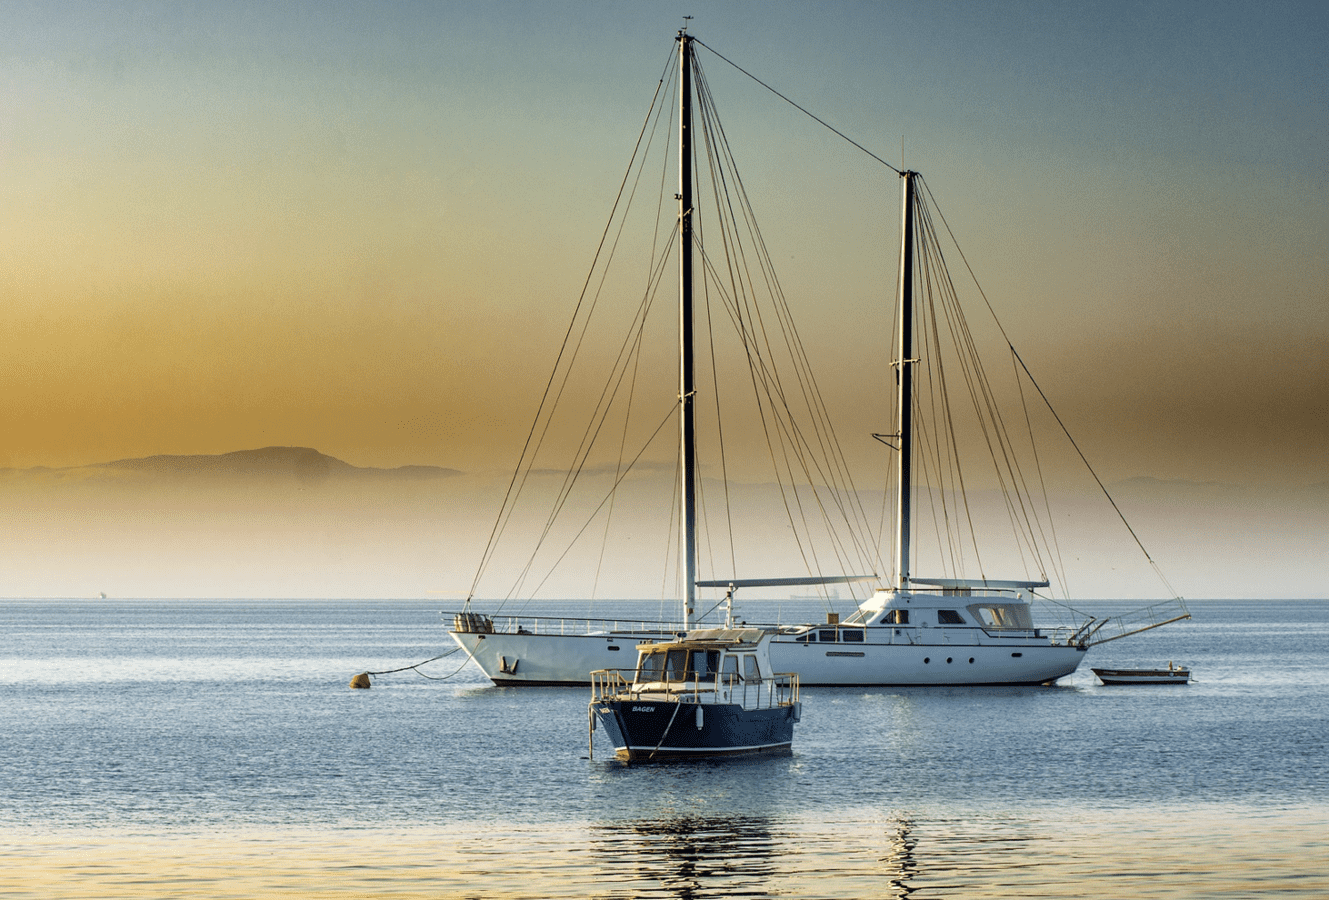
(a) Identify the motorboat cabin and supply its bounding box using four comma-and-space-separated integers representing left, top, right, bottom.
589, 628, 800, 763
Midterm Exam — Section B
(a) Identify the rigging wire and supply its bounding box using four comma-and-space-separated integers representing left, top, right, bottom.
525, 404, 683, 599
1010, 348, 1073, 594
912, 178, 1094, 592
461, 38, 899, 615
695, 39, 901, 176
464, 34, 1177, 623
506, 235, 674, 600
466, 48, 677, 611
690, 51, 886, 594
918, 177, 1183, 600
505, 95, 681, 600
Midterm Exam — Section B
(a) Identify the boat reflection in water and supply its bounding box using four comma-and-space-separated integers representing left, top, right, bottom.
879, 817, 920, 900
588, 814, 778, 900
584, 811, 922, 899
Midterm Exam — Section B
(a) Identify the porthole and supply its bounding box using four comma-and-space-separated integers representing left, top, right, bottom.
969, 657, 975, 664
923, 657, 930, 664
946, 657, 953, 663
608, 646, 620, 651
1011, 652, 1023, 658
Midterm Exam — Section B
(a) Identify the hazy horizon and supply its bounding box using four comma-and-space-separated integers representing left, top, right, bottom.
2, 443, 1325, 601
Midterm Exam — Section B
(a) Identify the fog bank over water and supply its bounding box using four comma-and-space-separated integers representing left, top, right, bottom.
1, 448, 1323, 600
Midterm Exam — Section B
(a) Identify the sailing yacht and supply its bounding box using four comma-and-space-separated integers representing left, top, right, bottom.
447, 31, 1186, 686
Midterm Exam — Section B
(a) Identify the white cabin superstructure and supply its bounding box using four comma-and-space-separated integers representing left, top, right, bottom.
768, 578, 1085, 686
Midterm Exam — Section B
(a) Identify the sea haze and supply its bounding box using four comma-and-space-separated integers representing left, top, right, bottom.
2, 447, 1327, 600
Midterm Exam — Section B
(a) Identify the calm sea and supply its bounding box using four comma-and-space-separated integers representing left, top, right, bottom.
3, 597, 1326, 898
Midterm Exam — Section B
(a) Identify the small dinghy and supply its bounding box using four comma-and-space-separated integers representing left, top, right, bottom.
1092, 663, 1191, 685
589, 628, 800, 763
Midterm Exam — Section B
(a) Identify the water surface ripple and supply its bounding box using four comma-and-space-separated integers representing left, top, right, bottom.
2, 598, 1325, 897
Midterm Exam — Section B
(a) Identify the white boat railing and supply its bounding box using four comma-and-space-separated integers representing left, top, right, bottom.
447, 611, 688, 637
449, 609, 1090, 648
1077, 598, 1192, 647
590, 669, 799, 711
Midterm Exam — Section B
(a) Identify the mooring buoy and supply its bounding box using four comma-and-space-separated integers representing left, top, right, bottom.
349, 672, 371, 689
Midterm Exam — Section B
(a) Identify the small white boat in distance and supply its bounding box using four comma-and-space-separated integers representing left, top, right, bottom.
589, 628, 800, 763
1092, 664, 1191, 685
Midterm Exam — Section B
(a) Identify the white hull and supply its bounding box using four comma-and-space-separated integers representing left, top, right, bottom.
774, 634, 1085, 685
452, 625, 1086, 686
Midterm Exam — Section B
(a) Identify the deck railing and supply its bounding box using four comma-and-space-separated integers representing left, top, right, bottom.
1077, 598, 1192, 647
590, 668, 798, 710
447, 611, 689, 637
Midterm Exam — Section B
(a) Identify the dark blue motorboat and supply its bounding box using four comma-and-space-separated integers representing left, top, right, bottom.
589, 628, 801, 763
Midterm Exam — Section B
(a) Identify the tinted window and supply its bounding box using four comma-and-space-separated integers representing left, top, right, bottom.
638, 651, 665, 680
938, 610, 965, 625
841, 629, 864, 642
665, 649, 689, 680
743, 655, 761, 680
818, 629, 838, 642
691, 649, 720, 682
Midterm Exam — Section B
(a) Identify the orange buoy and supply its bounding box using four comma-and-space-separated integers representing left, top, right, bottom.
349, 672, 371, 689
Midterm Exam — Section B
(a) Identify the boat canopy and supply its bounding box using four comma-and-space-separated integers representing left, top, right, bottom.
911, 577, 1049, 590
671, 627, 770, 648
695, 576, 876, 590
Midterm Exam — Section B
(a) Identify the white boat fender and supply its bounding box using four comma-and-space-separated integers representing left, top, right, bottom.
696, 705, 704, 730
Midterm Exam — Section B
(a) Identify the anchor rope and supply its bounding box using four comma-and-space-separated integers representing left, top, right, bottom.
648, 701, 685, 761
362, 646, 469, 682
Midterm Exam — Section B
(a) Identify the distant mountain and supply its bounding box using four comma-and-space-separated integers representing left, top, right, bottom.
106, 447, 356, 477
9, 447, 462, 482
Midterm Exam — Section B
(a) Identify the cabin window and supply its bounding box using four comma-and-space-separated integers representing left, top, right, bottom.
841, 629, 865, 642
721, 654, 739, 680
880, 609, 909, 625
969, 603, 1035, 630
691, 650, 720, 682
665, 649, 689, 681
743, 654, 761, 681
818, 629, 838, 642
795, 632, 815, 643
937, 610, 965, 625
638, 651, 665, 681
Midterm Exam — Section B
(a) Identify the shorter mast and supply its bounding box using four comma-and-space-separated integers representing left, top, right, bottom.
895, 171, 916, 590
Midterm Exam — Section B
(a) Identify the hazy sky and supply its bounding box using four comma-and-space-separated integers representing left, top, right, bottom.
3, 0, 1326, 489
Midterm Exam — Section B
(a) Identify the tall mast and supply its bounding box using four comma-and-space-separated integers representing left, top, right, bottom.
895, 171, 916, 590
678, 30, 697, 626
